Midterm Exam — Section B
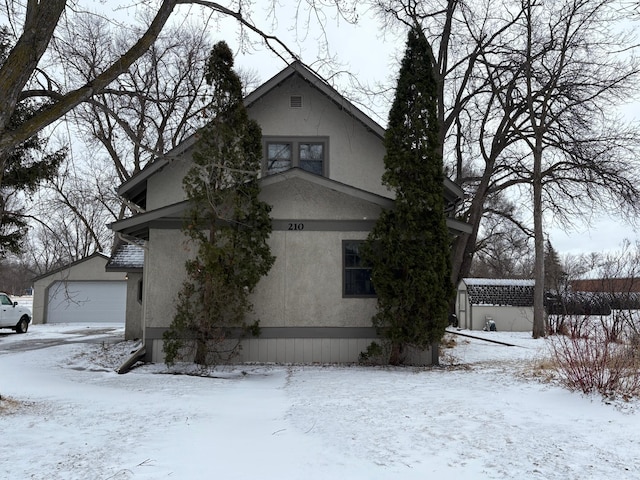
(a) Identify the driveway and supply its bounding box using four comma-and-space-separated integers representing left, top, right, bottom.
0, 324, 125, 353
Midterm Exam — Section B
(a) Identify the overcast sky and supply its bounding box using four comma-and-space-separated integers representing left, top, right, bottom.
140, 3, 640, 257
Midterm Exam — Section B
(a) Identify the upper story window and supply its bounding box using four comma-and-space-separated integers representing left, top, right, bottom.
264, 137, 328, 176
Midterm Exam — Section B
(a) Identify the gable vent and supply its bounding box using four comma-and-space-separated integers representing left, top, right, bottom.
290, 95, 303, 108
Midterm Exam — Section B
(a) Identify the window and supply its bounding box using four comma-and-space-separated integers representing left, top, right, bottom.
267, 143, 292, 174
343, 241, 376, 297
137, 278, 143, 304
265, 137, 327, 176
299, 143, 324, 175
0, 294, 12, 306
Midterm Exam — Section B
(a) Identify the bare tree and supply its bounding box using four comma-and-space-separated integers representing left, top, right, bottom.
498, 0, 640, 337
0, 1, 362, 257
469, 194, 534, 278
60, 16, 214, 183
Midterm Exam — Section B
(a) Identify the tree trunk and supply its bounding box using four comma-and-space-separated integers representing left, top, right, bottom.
389, 342, 404, 366
532, 140, 546, 338
450, 166, 494, 285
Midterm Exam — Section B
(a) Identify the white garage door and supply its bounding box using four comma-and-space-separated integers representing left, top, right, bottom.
47, 281, 126, 324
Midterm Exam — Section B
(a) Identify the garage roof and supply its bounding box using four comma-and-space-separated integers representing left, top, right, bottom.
462, 278, 535, 307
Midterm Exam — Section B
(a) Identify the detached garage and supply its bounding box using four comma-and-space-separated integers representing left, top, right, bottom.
32, 253, 127, 325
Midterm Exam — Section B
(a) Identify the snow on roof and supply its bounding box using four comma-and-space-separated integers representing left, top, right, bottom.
463, 278, 535, 287
106, 241, 145, 271
462, 278, 535, 307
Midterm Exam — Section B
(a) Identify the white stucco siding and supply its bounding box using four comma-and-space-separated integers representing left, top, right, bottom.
145, 156, 192, 211
249, 230, 376, 329
143, 229, 196, 329
144, 226, 377, 332
248, 75, 389, 197
124, 272, 143, 340
144, 75, 390, 212
260, 177, 385, 220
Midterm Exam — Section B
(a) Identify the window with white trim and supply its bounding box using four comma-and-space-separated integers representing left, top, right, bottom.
264, 137, 327, 176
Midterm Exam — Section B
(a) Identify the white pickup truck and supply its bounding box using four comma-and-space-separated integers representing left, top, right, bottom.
0, 292, 31, 333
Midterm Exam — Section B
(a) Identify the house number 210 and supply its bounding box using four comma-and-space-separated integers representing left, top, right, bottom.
288, 223, 305, 231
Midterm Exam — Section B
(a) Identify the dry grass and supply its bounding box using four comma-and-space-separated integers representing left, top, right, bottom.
440, 334, 457, 349
0, 395, 33, 416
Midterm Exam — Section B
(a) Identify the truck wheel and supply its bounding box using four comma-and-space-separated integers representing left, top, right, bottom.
15, 316, 29, 334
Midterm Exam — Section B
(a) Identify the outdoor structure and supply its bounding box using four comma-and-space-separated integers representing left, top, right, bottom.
456, 278, 535, 332
110, 61, 470, 364
31, 252, 126, 325
105, 241, 145, 340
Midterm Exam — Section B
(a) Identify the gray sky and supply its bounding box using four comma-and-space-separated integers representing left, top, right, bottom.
134, 3, 640, 257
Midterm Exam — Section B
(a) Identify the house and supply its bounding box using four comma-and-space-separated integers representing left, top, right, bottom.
456, 278, 535, 332
110, 61, 470, 364
32, 252, 126, 325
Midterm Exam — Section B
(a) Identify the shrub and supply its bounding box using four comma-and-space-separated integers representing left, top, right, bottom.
548, 322, 640, 399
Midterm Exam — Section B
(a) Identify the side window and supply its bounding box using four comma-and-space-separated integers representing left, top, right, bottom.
0, 294, 12, 305
299, 143, 324, 175
137, 278, 143, 303
267, 143, 292, 175
343, 241, 376, 297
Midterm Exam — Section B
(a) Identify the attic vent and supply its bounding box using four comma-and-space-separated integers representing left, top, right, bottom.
290, 95, 303, 108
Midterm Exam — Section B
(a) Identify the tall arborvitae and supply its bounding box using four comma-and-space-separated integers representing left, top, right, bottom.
363, 27, 452, 365
163, 41, 274, 366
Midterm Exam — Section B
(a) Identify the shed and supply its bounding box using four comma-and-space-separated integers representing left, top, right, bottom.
456, 278, 535, 332
32, 253, 127, 325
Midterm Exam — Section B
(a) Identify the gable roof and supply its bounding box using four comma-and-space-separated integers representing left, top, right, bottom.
245, 61, 386, 139
111, 169, 393, 240
462, 278, 535, 307
111, 168, 470, 240
117, 61, 465, 212
117, 61, 385, 205
31, 252, 110, 282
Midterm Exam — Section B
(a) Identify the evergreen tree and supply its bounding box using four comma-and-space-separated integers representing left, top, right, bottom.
363, 27, 453, 365
544, 240, 565, 292
0, 27, 65, 256
163, 41, 274, 366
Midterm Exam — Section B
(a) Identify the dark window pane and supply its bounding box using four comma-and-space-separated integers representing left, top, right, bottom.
344, 241, 375, 297
345, 269, 375, 296
267, 143, 292, 174
299, 143, 323, 175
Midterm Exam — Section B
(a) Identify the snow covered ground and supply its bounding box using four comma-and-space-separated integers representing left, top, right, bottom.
1, 324, 639, 479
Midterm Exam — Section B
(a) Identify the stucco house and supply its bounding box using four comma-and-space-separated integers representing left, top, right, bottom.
456, 278, 535, 332
32, 252, 126, 325
110, 61, 470, 364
